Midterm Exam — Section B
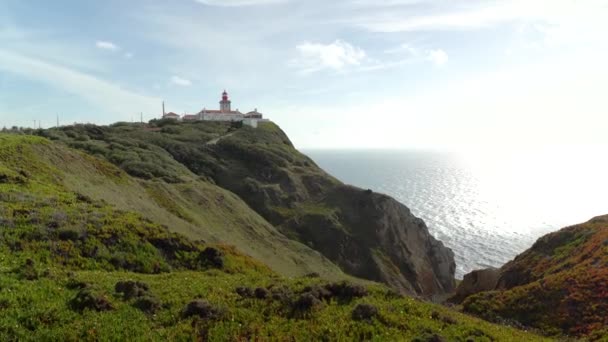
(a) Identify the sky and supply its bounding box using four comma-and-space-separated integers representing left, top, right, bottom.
1, 0, 607, 149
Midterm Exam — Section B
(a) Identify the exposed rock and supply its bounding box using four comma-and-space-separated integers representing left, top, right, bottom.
449, 268, 500, 303
286, 186, 456, 296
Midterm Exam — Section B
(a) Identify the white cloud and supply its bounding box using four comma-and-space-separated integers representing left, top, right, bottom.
170, 76, 192, 86
96, 41, 120, 51
280, 54, 608, 150
194, 0, 287, 6
124, 52, 134, 59
0, 50, 160, 119
353, 0, 608, 38
427, 49, 448, 66
383, 44, 448, 67
291, 40, 366, 74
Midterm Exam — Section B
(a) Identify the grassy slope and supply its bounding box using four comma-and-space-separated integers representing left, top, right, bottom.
1, 271, 549, 341
0, 134, 548, 340
41, 121, 452, 295
462, 216, 608, 339
31, 127, 343, 278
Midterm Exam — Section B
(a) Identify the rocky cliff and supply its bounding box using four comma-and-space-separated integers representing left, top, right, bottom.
39, 121, 456, 297
186, 122, 456, 296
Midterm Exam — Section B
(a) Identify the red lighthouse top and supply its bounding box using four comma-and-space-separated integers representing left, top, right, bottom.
222, 90, 228, 101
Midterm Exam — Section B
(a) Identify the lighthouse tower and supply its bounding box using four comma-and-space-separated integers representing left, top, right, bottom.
219, 90, 231, 112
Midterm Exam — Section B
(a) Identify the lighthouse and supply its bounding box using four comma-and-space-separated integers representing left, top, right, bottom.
219, 90, 231, 112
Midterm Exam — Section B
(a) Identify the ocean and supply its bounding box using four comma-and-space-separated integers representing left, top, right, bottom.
304, 147, 608, 278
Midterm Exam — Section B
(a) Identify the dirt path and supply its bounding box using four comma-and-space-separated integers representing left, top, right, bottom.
206, 131, 236, 145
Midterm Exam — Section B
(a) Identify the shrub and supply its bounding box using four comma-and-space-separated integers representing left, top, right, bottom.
431, 311, 457, 325
254, 287, 269, 299
182, 300, 223, 320
352, 303, 379, 321
270, 286, 293, 304
57, 228, 81, 241
133, 295, 161, 314
301, 285, 332, 302
293, 293, 323, 312
16, 259, 39, 281
324, 282, 368, 302
115, 280, 150, 299
70, 289, 114, 312
148, 236, 197, 259
235, 287, 255, 298
66, 279, 89, 290
198, 247, 224, 268
412, 333, 447, 342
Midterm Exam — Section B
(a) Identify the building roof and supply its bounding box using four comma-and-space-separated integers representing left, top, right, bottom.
198, 109, 242, 115
163, 112, 180, 117
245, 109, 263, 118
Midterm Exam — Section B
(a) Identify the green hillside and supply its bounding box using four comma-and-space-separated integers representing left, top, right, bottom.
460, 216, 608, 340
38, 121, 455, 297
27, 126, 343, 279
0, 133, 549, 340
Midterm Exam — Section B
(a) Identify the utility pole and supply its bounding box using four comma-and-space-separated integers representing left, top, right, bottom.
140, 112, 143, 124
56, 115, 59, 128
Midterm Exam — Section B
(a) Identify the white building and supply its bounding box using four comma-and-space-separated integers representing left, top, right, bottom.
162, 90, 268, 127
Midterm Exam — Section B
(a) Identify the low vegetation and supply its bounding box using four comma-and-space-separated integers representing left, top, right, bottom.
461, 216, 608, 340
0, 133, 550, 340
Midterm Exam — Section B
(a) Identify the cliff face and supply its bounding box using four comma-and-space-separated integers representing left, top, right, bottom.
457, 215, 608, 338
38, 121, 456, 297
305, 186, 455, 296
201, 123, 456, 296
